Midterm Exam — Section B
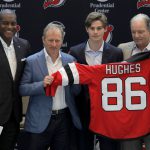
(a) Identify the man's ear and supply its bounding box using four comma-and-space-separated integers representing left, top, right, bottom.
85, 27, 89, 33
104, 26, 107, 32
42, 36, 44, 43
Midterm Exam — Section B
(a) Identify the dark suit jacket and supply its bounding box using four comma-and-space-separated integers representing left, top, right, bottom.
69, 41, 123, 129
0, 37, 31, 125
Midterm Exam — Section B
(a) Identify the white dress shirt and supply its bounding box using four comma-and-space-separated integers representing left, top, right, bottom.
0, 37, 17, 80
85, 41, 104, 65
44, 48, 67, 110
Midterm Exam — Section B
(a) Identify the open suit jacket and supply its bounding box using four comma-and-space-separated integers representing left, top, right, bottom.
69, 41, 123, 128
118, 41, 135, 60
0, 37, 31, 125
19, 50, 82, 133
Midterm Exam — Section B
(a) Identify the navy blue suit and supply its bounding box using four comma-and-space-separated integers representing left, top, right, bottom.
69, 42, 123, 150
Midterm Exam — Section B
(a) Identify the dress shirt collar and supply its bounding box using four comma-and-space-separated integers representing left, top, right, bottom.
0, 36, 13, 49
44, 48, 62, 64
146, 42, 150, 51
132, 42, 150, 52
85, 41, 104, 52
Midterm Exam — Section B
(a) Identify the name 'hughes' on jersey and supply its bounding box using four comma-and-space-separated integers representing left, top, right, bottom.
106, 63, 141, 75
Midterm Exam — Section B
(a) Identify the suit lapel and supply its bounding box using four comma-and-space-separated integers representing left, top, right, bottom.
78, 43, 88, 64
13, 38, 22, 62
101, 42, 112, 64
61, 52, 70, 97
13, 38, 23, 80
0, 41, 13, 80
36, 50, 49, 76
127, 43, 134, 56
122, 42, 135, 60
61, 52, 68, 66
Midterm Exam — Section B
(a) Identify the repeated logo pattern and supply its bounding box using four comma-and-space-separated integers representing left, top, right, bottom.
43, 0, 66, 9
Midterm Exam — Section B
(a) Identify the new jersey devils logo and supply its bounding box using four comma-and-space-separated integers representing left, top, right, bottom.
103, 25, 114, 43
137, 0, 150, 9
43, 0, 66, 9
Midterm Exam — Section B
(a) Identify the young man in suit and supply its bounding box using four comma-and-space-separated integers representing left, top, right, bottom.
0, 9, 31, 150
69, 12, 123, 150
19, 23, 82, 150
118, 13, 150, 150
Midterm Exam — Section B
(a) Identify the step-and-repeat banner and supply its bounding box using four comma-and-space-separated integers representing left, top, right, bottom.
0, 0, 149, 149
0, 0, 150, 53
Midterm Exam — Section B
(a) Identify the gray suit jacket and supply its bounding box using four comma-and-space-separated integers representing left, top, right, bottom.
118, 41, 135, 60
19, 50, 82, 133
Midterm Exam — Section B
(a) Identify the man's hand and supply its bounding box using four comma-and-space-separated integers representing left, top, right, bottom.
43, 75, 54, 87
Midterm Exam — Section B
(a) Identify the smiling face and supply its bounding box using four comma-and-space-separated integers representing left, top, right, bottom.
0, 13, 17, 44
86, 20, 107, 43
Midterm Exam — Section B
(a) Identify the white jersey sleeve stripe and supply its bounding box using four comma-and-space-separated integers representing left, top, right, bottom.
68, 63, 79, 84
59, 67, 69, 86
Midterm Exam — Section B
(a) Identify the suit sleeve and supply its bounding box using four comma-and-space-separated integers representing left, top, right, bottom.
19, 58, 46, 96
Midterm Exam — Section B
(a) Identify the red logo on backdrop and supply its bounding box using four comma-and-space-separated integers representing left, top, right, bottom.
137, 0, 150, 9
43, 0, 66, 9
16, 25, 20, 32
103, 25, 114, 43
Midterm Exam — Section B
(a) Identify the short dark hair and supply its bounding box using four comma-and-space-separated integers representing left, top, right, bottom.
0, 9, 16, 21
85, 12, 108, 28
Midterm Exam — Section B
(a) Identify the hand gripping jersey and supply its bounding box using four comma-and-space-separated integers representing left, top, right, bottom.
46, 57, 150, 139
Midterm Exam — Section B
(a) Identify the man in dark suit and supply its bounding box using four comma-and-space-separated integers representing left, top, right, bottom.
69, 12, 123, 150
19, 23, 82, 150
0, 9, 31, 150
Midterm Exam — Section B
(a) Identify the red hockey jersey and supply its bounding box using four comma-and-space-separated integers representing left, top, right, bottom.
46, 58, 150, 139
